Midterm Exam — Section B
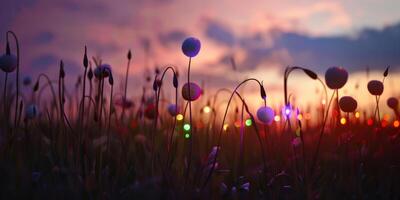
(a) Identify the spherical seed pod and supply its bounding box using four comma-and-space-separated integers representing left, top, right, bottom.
167, 104, 179, 116
25, 104, 38, 119
367, 80, 384, 96
182, 37, 201, 57
387, 97, 398, 109
94, 64, 112, 79
257, 106, 275, 125
182, 82, 202, 101
325, 67, 348, 89
339, 96, 358, 113
0, 54, 17, 73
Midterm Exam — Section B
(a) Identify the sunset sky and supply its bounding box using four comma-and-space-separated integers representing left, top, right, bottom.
1, 0, 400, 113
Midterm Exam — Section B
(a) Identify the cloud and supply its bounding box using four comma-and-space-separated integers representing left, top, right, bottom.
87, 41, 120, 57
273, 23, 400, 72
158, 30, 187, 47
203, 19, 235, 47
32, 31, 54, 45
209, 22, 400, 73
31, 54, 58, 70
0, 0, 37, 34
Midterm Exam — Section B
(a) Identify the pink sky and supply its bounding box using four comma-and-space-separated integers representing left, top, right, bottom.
1, 0, 400, 116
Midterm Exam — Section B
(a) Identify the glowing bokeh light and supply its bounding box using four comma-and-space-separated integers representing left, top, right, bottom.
234, 121, 241, 128
203, 106, 211, 114
355, 112, 360, 118
176, 114, 184, 121
274, 115, 281, 122
184, 133, 190, 139
245, 119, 252, 127
297, 114, 303, 120
183, 123, 191, 131
394, 120, 400, 128
223, 124, 229, 131
367, 118, 374, 126
381, 120, 388, 128
282, 105, 291, 116
383, 114, 390, 121
340, 117, 347, 125
322, 99, 326, 105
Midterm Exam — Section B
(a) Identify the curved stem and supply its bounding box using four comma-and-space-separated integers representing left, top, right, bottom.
310, 91, 336, 175
3, 72, 8, 120
80, 67, 87, 128
184, 57, 193, 186
121, 58, 131, 121
107, 85, 114, 154
373, 76, 386, 122
238, 101, 245, 175
283, 66, 319, 131
35, 74, 59, 116
375, 96, 381, 122
87, 79, 93, 122
201, 78, 266, 190
99, 78, 105, 126
154, 66, 178, 168
335, 89, 340, 125
7, 31, 20, 127
58, 72, 64, 126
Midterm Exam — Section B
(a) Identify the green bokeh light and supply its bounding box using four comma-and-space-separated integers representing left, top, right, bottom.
183, 123, 191, 131
245, 119, 252, 127
184, 133, 190, 139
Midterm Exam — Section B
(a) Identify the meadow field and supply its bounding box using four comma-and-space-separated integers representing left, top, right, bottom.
0, 33, 399, 199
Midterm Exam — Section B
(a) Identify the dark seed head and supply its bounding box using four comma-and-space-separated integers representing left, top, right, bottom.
383, 66, 389, 77
83, 46, 88, 68
260, 85, 267, 100
33, 81, 39, 92
302, 68, 318, 80
173, 73, 178, 88
88, 67, 93, 80
6, 41, 10, 55
108, 74, 114, 85
127, 49, 132, 60
59, 60, 65, 78
152, 78, 158, 91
